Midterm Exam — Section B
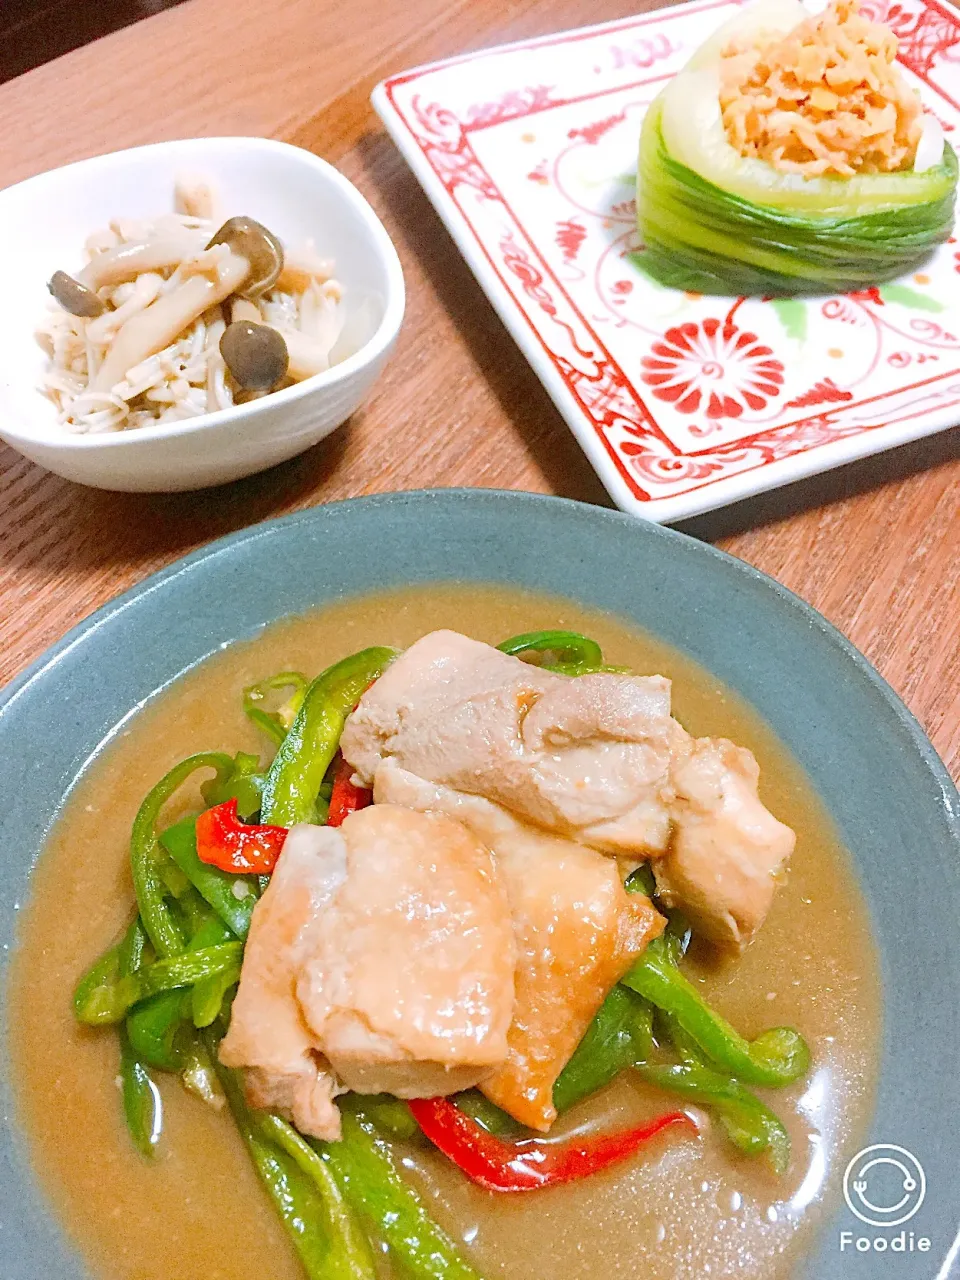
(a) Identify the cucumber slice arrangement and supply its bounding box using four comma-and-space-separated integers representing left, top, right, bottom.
636, 0, 958, 295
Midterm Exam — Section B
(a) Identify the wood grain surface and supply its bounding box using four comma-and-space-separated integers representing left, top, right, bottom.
0, 0, 187, 85
0, 0, 957, 777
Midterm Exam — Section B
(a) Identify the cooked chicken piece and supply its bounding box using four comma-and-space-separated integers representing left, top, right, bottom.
654, 738, 795, 949
305, 806, 516, 1097
375, 762, 664, 1131
342, 629, 683, 854
219, 822, 347, 1140
220, 805, 516, 1138
343, 630, 795, 951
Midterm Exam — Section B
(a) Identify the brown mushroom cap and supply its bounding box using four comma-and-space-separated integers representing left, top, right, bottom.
220, 321, 289, 391
48, 270, 106, 319
206, 216, 284, 299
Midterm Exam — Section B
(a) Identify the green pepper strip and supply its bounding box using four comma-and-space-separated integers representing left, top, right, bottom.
136, 942, 241, 1011
454, 1090, 522, 1138
543, 661, 631, 677
624, 874, 692, 965
664, 1011, 790, 1168
173, 884, 213, 936
261, 648, 397, 827
621, 939, 809, 1088
497, 630, 604, 669
625, 863, 657, 898
211, 1049, 365, 1280
114, 918, 162, 1158
189, 914, 239, 1027
620, 890, 793, 1172
553, 984, 654, 1114
131, 753, 233, 957
243, 672, 310, 748
201, 750, 266, 821
637, 1061, 791, 1175
73, 939, 126, 1025
181, 1042, 225, 1109
319, 1104, 483, 1280
354, 1094, 419, 1141
642, 914, 691, 970
126, 905, 239, 1064
160, 818, 257, 941
261, 1115, 377, 1280
75, 942, 242, 1025
118, 1033, 163, 1157
156, 854, 192, 900
126, 990, 189, 1070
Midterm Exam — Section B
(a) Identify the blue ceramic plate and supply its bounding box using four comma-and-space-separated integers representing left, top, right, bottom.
1, 489, 958, 1279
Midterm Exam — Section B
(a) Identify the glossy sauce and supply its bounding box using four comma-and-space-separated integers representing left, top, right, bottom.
7, 585, 881, 1280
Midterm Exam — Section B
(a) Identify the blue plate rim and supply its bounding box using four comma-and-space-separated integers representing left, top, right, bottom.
2, 488, 957, 823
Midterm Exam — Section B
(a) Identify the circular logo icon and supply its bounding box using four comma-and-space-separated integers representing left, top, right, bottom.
843, 1145, 926, 1228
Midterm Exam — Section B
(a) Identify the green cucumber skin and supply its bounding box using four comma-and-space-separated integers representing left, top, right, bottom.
636, 104, 959, 296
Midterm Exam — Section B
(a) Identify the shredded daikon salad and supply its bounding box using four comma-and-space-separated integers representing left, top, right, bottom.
719, 0, 923, 177
37, 179, 344, 434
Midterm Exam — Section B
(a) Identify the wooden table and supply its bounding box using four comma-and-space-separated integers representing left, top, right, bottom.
0, 0, 957, 777
0, 0, 187, 86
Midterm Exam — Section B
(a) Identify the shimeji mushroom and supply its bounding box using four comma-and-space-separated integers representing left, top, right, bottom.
77, 231, 210, 290
44, 203, 341, 414
47, 270, 106, 319
220, 297, 290, 393
218, 296, 290, 394
282, 328, 337, 381
275, 246, 336, 293
174, 175, 218, 222
219, 323, 289, 393
206, 217, 284, 299
85, 272, 164, 344
93, 248, 251, 393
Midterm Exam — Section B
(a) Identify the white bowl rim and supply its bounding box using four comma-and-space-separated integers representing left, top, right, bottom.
0, 136, 405, 451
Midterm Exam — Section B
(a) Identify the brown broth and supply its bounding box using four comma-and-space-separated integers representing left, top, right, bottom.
7, 584, 881, 1280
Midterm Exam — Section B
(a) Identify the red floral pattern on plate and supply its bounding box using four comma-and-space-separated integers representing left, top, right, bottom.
861, 0, 960, 78
556, 218, 586, 262
567, 111, 627, 145
641, 319, 785, 419
784, 377, 854, 409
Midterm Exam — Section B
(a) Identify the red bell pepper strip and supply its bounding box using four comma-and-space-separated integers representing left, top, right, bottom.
327, 755, 372, 828
407, 1096, 696, 1193
196, 798, 288, 875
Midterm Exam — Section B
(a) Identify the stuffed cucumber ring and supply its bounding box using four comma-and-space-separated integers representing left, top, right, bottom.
637, 0, 958, 295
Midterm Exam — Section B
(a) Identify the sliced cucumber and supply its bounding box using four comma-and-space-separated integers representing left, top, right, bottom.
636, 0, 958, 294
682, 0, 806, 71
637, 102, 958, 294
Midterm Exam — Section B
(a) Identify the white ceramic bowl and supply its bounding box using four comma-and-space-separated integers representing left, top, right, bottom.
0, 137, 404, 491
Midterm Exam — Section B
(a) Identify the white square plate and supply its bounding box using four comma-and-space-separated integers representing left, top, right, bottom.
373, 0, 960, 522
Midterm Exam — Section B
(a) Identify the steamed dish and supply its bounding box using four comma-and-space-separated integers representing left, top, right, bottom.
719, 0, 923, 176
638, 0, 958, 293
38, 180, 343, 432
8, 588, 880, 1279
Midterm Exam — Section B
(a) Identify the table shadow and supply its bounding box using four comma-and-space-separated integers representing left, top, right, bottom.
676, 426, 960, 542
0, 420, 352, 576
